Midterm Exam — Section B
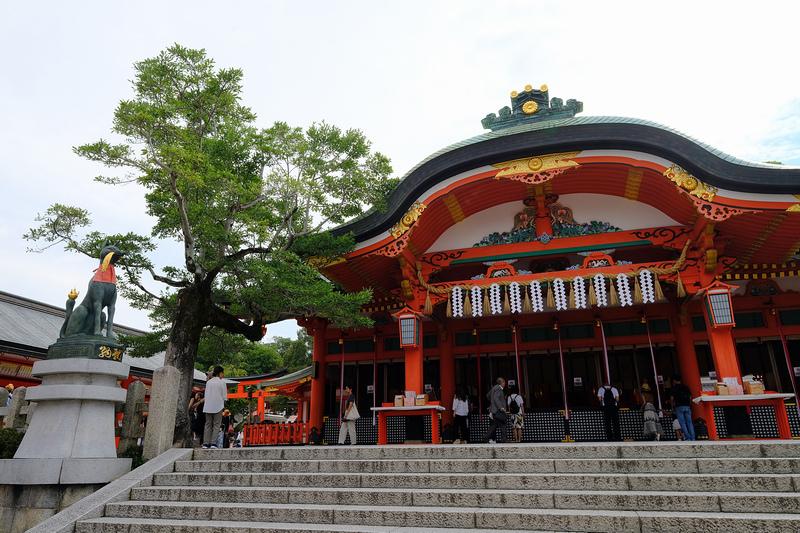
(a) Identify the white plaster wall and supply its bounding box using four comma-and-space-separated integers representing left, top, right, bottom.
427, 193, 680, 253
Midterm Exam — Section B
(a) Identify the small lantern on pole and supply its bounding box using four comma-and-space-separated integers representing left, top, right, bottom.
393, 306, 423, 347
700, 280, 736, 329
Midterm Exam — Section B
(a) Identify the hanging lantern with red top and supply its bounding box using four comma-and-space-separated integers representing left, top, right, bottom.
392, 306, 424, 347
700, 280, 736, 329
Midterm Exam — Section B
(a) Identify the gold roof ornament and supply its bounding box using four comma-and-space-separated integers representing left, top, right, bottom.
482, 84, 583, 131
390, 201, 427, 239
664, 164, 717, 202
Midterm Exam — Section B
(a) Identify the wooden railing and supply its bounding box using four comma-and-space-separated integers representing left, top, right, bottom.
243, 422, 309, 446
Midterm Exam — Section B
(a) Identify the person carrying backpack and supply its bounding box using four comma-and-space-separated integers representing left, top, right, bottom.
670, 375, 695, 441
597, 381, 621, 441
507, 385, 525, 443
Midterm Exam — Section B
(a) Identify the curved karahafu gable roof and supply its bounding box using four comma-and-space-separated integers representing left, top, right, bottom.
333, 115, 800, 243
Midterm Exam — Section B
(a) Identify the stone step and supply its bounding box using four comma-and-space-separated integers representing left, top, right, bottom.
76, 517, 569, 533
153, 471, 800, 493
176, 456, 800, 474
128, 485, 800, 513
194, 441, 800, 461
95, 501, 800, 532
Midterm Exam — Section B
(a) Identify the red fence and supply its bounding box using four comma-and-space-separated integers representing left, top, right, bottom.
243, 423, 309, 446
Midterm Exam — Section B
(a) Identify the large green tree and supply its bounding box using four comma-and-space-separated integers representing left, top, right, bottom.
25, 45, 394, 445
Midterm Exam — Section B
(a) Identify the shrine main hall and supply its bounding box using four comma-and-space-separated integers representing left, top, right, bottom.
299, 85, 800, 444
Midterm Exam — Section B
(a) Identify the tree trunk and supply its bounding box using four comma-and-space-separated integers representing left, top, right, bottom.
164, 283, 208, 447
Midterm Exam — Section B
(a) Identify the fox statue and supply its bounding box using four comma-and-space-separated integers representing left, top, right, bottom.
60, 239, 125, 339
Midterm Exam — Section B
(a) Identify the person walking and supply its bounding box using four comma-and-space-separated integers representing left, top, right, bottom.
671, 375, 696, 441
598, 381, 621, 441
189, 391, 205, 444
338, 384, 358, 445
640, 383, 661, 441
452, 384, 470, 444
221, 409, 233, 448
202, 366, 227, 449
483, 377, 507, 444
507, 385, 525, 443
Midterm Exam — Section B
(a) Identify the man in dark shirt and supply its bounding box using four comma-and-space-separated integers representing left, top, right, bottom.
483, 377, 507, 443
670, 375, 695, 441
598, 381, 621, 441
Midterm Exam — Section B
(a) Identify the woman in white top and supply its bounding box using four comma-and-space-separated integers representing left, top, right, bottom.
452, 384, 470, 444
507, 385, 525, 443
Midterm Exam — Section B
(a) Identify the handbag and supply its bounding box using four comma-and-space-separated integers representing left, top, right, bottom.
345, 404, 361, 421
494, 410, 508, 423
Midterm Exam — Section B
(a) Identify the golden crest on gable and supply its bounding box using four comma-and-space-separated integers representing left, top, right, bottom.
664, 164, 717, 202
493, 152, 581, 184
390, 201, 426, 238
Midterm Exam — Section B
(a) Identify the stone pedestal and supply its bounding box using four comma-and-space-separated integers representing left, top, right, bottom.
0, 337, 132, 485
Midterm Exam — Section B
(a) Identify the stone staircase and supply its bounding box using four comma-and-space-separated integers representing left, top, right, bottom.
76, 441, 800, 532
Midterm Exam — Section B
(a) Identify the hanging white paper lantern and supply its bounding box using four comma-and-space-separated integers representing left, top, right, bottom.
531, 282, 544, 312
554, 278, 568, 311
471, 286, 483, 317
573, 276, 587, 309
640, 269, 655, 304
594, 274, 608, 307
616, 273, 633, 307
451, 286, 463, 317
489, 283, 502, 314
509, 281, 522, 313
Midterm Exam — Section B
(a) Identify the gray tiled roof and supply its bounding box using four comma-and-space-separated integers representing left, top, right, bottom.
402, 115, 794, 180
0, 290, 206, 382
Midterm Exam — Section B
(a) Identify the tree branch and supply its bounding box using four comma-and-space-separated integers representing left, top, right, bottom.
207, 305, 264, 342
147, 267, 190, 288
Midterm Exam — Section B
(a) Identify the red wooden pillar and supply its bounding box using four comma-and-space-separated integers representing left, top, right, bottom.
673, 311, 703, 398
674, 309, 710, 436
257, 393, 266, 421
405, 344, 423, 395
438, 328, 455, 430
701, 302, 742, 387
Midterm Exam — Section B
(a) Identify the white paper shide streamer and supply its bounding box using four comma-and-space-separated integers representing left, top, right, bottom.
471, 286, 483, 317
509, 281, 522, 313
593, 274, 607, 307
616, 273, 633, 307
451, 286, 463, 317
639, 269, 655, 304
531, 282, 544, 312
573, 276, 587, 309
489, 283, 502, 314
553, 278, 568, 311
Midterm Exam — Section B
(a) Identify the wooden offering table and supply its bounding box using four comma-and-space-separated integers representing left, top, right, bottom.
693, 393, 795, 440
371, 405, 446, 445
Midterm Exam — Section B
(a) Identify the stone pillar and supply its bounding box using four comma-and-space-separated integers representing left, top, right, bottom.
0, 356, 132, 485
4, 386, 26, 430
143, 365, 180, 461
117, 380, 147, 454
16, 359, 128, 460
0, 388, 8, 417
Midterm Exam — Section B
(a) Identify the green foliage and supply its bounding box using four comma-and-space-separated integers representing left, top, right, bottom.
195, 331, 284, 377
0, 428, 24, 459
23, 45, 393, 442
276, 330, 313, 373
117, 445, 147, 469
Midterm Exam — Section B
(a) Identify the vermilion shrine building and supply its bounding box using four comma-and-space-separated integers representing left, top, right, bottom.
301, 85, 800, 444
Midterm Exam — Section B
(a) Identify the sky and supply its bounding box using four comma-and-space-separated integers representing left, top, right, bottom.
1, 1, 799, 341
